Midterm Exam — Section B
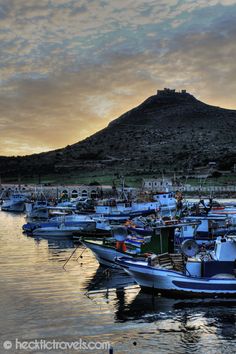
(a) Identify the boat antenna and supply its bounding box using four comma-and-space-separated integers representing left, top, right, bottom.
119, 175, 128, 200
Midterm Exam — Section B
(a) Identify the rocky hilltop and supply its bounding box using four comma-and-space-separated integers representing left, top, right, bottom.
1, 88, 236, 180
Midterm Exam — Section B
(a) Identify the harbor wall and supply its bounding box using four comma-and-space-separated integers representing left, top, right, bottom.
1, 183, 236, 200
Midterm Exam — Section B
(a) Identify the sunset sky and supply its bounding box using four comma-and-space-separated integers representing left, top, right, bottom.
0, 0, 236, 156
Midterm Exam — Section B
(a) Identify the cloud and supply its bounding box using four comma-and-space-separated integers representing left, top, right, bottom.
0, 0, 236, 155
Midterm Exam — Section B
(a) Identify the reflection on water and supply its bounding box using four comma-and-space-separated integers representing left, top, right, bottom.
83, 266, 136, 293
0, 212, 236, 353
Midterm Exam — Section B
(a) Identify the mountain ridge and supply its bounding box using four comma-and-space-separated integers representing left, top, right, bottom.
1, 88, 236, 180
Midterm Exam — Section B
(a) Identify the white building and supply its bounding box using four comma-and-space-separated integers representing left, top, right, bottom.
142, 178, 173, 191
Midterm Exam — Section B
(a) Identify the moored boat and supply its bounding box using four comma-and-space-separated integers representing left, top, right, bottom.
25, 200, 49, 219
23, 214, 97, 233
81, 221, 199, 268
1, 193, 28, 212
116, 235, 236, 297
32, 223, 82, 238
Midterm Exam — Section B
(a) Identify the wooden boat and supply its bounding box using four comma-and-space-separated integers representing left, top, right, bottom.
116, 235, 236, 297
81, 221, 199, 268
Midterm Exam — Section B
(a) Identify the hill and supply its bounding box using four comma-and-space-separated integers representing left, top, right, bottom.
1, 88, 236, 182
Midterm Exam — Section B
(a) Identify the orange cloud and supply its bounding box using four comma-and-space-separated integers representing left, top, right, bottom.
0, 0, 236, 155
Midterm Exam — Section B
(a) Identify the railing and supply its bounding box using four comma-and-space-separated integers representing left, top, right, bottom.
171, 185, 236, 193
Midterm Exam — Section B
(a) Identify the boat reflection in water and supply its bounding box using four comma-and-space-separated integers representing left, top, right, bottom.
1, 209, 235, 354
83, 263, 236, 350
83, 265, 136, 294
29, 234, 76, 250
26, 234, 78, 264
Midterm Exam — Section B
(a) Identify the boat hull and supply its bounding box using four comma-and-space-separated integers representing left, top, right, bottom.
82, 241, 133, 268
116, 257, 236, 298
1, 202, 25, 212
23, 221, 96, 233
32, 227, 81, 238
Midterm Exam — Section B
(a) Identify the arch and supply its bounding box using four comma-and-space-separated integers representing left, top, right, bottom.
90, 190, 97, 199
61, 189, 69, 199
81, 190, 88, 197
71, 190, 78, 198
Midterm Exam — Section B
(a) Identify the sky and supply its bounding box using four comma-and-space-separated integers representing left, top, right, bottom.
0, 0, 236, 156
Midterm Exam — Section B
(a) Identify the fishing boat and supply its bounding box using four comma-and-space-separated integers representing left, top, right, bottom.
32, 223, 82, 238
81, 221, 199, 268
152, 191, 176, 214
25, 200, 49, 219
94, 192, 176, 221
182, 214, 236, 242
115, 235, 236, 297
1, 193, 28, 212
50, 213, 96, 228
81, 227, 142, 268
23, 214, 97, 234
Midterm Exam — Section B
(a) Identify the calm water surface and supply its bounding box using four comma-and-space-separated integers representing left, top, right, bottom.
0, 212, 235, 353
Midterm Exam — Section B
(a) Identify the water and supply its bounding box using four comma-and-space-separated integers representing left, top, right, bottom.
0, 212, 235, 354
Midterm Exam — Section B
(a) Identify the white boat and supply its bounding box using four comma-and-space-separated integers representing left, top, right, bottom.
152, 191, 176, 213
1, 193, 28, 212
81, 225, 143, 268
32, 223, 82, 238
50, 214, 96, 231
116, 236, 236, 297
82, 221, 199, 269
93, 217, 111, 231
25, 200, 49, 219
94, 193, 176, 220
81, 238, 135, 268
23, 213, 99, 234
183, 215, 231, 240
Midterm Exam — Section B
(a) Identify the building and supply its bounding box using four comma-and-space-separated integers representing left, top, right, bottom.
0, 184, 113, 200
157, 88, 187, 95
142, 178, 173, 191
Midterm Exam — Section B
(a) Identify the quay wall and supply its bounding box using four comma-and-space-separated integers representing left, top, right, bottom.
171, 185, 236, 194
1, 183, 236, 200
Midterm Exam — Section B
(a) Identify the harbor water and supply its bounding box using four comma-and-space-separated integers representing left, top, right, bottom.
0, 212, 235, 353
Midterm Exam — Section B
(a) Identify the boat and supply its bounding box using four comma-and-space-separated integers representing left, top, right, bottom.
81, 221, 199, 268
1, 193, 28, 212
81, 226, 141, 268
32, 223, 82, 238
50, 214, 96, 229
125, 216, 157, 236
25, 200, 49, 219
182, 214, 236, 242
94, 193, 176, 221
152, 191, 176, 214
72, 217, 112, 239
115, 235, 236, 297
23, 214, 97, 234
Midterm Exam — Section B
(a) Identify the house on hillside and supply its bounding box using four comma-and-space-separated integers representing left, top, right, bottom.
142, 178, 173, 191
